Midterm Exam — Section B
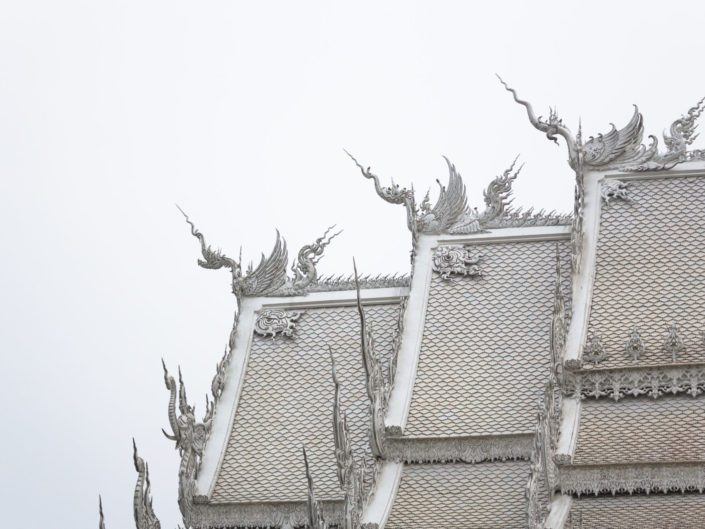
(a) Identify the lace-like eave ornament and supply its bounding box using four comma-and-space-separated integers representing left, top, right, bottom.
625, 326, 645, 363
601, 180, 630, 207
432, 245, 482, 281
583, 335, 607, 366
663, 324, 685, 363
254, 308, 301, 340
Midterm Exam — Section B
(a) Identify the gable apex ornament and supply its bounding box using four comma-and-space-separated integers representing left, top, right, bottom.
601, 180, 630, 207
432, 245, 482, 281
178, 206, 341, 300
347, 152, 569, 246
499, 76, 705, 172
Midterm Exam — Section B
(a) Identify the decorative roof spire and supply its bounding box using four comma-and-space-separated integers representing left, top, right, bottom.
303, 447, 328, 529
354, 259, 388, 458
98, 495, 105, 529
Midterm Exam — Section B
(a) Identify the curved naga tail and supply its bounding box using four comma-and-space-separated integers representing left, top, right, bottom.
161, 359, 179, 443
133, 440, 162, 529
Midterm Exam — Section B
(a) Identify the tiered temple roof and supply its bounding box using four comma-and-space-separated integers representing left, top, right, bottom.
100, 82, 705, 529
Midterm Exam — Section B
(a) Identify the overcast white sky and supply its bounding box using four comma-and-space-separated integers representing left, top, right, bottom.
2, 1, 704, 527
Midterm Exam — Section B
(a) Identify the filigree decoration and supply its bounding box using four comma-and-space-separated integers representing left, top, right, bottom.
162, 361, 212, 528
559, 463, 705, 496
663, 323, 685, 362
355, 262, 390, 459
133, 440, 162, 529
582, 335, 606, 366
550, 245, 567, 376
571, 165, 585, 272
526, 415, 547, 529
303, 447, 328, 529
179, 207, 340, 301
347, 151, 569, 243
563, 364, 705, 401
601, 180, 630, 207
383, 433, 532, 463
625, 326, 644, 362
253, 309, 301, 340
431, 246, 482, 281
210, 347, 230, 403
526, 374, 561, 528
499, 76, 705, 172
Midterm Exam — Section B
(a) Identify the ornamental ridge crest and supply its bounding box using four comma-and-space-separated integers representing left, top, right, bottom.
254, 308, 301, 340
432, 245, 482, 281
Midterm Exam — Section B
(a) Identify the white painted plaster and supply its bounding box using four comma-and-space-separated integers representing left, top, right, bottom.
543, 494, 573, 529
196, 286, 409, 497
360, 462, 403, 528
385, 234, 434, 430
556, 397, 580, 459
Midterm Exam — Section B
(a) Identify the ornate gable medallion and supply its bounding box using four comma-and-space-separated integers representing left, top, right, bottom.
253, 309, 301, 340
432, 246, 482, 281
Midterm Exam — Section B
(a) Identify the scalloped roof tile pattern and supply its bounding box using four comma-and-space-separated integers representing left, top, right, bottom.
568, 492, 705, 529
385, 461, 530, 528
585, 176, 705, 370
210, 303, 400, 503
404, 240, 571, 437
573, 394, 705, 465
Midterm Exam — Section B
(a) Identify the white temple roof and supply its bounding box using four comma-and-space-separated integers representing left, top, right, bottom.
404, 239, 571, 438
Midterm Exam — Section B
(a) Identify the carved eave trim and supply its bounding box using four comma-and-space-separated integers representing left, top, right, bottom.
386, 226, 571, 434
383, 433, 533, 464
564, 363, 705, 401
190, 499, 343, 529
195, 286, 409, 500
559, 462, 705, 496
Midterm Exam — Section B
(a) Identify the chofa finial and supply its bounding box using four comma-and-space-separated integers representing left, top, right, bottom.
178, 206, 340, 298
